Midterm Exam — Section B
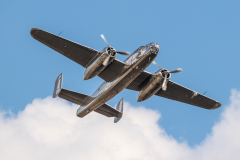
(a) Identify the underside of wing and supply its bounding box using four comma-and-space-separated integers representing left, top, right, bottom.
155, 81, 221, 109
127, 71, 221, 109
126, 71, 152, 91
31, 28, 128, 82
98, 59, 128, 82
31, 28, 99, 68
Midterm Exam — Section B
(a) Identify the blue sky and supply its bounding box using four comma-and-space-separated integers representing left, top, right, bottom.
1, 0, 240, 149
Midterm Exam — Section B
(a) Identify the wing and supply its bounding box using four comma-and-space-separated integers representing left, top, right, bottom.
126, 71, 152, 91
98, 59, 128, 82
127, 71, 221, 109
30, 28, 127, 82
31, 28, 99, 67
155, 81, 221, 109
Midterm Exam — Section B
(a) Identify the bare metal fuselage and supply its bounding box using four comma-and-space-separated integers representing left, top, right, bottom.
77, 43, 159, 117
31, 28, 222, 123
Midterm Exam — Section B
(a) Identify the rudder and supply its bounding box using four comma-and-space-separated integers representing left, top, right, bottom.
114, 98, 124, 123
53, 73, 63, 98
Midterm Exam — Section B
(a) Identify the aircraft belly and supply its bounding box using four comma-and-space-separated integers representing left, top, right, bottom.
77, 51, 157, 118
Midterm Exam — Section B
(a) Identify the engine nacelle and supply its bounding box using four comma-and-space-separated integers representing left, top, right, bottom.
84, 47, 116, 80
137, 69, 170, 102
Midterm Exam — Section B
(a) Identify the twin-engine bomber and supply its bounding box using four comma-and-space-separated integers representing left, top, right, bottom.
31, 28, 221, 123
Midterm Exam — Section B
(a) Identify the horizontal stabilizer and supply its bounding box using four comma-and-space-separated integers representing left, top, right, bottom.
94, 99, 124, 123
95, 103, 122, 117
58, 89, 94, 106
53, 73, 94, 106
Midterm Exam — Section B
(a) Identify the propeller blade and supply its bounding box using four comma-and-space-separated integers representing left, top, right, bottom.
152, 61, 162, 69
162, 73, 168, 91
100, 34, 110, 47
102, 55, 110, 66
116, 51, 130, 55
169, 68, 182, 73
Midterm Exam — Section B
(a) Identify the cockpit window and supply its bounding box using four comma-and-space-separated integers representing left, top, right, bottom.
133, 46, 144, 54
124, 46, 145, 62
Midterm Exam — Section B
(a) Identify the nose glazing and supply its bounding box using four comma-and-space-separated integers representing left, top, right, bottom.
152, 43, 159, 54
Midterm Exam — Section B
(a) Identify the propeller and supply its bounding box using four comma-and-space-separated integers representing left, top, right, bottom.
101, 34, 130, 66
115, 51, 130, 55
101, 34, 110, 47
169, 68, 182, 73
152, 61, 162, 69
152, 61, 182, 91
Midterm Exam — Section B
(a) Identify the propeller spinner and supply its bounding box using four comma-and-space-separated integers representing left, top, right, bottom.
152, 61, 182, 91
101, 34, 130, 66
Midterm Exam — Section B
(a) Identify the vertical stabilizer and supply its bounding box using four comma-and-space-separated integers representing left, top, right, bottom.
114, 98, 124, 123
53, 73, 63, 98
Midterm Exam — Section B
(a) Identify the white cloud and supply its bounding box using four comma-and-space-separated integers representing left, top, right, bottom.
0, 90, 240, 160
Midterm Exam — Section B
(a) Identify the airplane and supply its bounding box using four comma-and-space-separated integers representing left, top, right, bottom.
30, 28, 221, 123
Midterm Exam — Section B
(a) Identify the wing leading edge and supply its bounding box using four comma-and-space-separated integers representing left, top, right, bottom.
127, 71, 221, 109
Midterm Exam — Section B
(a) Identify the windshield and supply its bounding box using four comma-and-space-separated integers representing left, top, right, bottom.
124, 46, 145, 62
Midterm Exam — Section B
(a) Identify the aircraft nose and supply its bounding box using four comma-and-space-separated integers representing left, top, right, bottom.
152, 43, 159, 54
